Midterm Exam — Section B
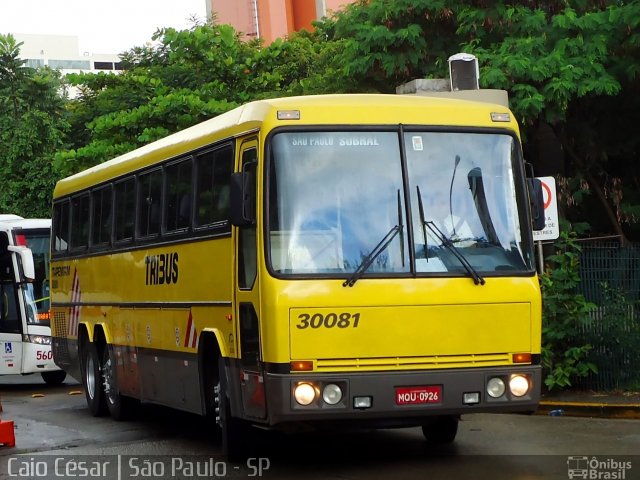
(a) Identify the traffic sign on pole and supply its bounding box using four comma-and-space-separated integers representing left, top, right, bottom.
532, 176, 559, 241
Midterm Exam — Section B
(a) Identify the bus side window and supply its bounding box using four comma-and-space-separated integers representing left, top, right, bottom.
195, 145, 233, 228
165, 158, 193, 233
114, 178, 135, 242
71, 194, 90, 250
137, 169, 162, 237
92, 185, 113, 246
53, 201, 70, 253
238, 148, 257, 290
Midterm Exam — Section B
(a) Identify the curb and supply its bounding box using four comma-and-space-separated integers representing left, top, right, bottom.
537, 400, 640, 419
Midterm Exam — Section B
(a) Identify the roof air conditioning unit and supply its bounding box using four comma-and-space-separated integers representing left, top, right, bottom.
448, 53, 479, 91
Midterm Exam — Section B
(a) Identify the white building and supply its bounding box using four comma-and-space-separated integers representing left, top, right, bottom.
15, 33, 123, 75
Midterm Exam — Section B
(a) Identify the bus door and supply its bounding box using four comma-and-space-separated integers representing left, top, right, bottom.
233, 138, 266, 420
0, 234, 35, 375
0, 246, 23, 374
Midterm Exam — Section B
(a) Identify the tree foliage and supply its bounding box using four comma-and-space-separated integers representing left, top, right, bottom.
55, 23, 343, 177
0, 34, 68, 217
540, 223, 597, 390
2, 1, 639, 238
325, 0, 640, 240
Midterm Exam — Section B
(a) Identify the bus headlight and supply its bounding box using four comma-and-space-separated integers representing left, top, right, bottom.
294, 383, 317, 406
509, 375, 530, 397
487, 377, 506, 398
322, 384, 343, 405
23, 334, 51, 345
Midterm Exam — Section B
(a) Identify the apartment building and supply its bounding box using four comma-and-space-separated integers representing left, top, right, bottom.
208, 0, 354, 43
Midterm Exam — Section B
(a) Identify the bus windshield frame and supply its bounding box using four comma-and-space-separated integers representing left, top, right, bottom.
265, 126, 535, 279
16, 228, 51, 325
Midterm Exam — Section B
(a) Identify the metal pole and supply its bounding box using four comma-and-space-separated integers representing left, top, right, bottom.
537, 241, 544, 274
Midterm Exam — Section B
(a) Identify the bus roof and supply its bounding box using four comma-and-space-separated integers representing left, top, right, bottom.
0, 218, 51, 231
53, 94, 519, 199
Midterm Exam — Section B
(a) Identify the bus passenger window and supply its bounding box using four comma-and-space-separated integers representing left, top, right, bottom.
53, 201, 70, 253
71, 194, 90, 250
114, 178, 135, 242
92, 185, 113, 246
195, 146, 233, 228
138, 170, 162, 237
165, 159, 193, 232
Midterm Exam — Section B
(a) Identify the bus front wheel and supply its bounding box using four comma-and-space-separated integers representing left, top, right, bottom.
82, 341, 107, 416
421, 415, 459, 444
215, 357, 249, 460
42, 370, 67, 385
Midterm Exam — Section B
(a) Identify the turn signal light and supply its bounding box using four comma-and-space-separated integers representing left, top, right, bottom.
291, 360, 313, 372
512, 353, 532, 364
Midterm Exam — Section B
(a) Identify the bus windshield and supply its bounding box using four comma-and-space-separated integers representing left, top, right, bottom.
268, 130, 533, 277
268, 131, 410, 275
405, 131, 531, 274
21, 230, 51, 324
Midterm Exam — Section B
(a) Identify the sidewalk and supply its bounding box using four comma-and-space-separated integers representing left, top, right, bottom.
537, 390, 640, 419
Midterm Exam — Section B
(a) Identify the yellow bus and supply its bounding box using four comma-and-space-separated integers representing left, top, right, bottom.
51, 94, 544, 457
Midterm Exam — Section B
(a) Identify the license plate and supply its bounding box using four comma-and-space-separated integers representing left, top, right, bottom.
395, 385, 442, 405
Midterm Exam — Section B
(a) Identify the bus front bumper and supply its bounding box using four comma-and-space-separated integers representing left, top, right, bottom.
259, 365, 541, 427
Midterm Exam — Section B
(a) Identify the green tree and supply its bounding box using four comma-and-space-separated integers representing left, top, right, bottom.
322, 0, 640, 240
56, 23, 343, 177
540, 224, 597, 390
0, 34, 68, 217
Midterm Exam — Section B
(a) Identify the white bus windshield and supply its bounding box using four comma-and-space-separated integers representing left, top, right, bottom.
267, 130, 533, 277
21, 231, 51, 324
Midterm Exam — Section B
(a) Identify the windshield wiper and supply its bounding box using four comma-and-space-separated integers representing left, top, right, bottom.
424, 221, 486, 286
343, 224, 402, 287
343, 189, 404, 287
415, 187, 485, 286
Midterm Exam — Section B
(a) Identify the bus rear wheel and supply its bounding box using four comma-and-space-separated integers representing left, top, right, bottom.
421, 415, 459, 444
42, 370, 67, 385
102, 345, 137, 420
82, 341, 107, 416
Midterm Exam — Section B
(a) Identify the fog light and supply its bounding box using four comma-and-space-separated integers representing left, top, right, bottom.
322, 384, 343, 405
463, 392, 480, 405
353, 396, 372, 409
509, 375, 530, 397
294, 383, 317, 406
487, 377, 506, 398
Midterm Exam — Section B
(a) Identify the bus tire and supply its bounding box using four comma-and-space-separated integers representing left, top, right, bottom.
82, 341, 108, 416
216, 357, 248, 461
102, 345, 138, 420
421, 415, 459, 444
41, 370, 67, 385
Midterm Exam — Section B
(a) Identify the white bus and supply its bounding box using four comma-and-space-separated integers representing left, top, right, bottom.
0, 215, 66, 384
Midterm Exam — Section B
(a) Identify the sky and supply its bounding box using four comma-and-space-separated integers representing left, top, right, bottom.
0, 0, 208, 54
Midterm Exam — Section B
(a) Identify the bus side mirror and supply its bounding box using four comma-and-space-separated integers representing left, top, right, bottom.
527, 178, 546, 231
230, 171, 256, 227
8, 246, 35, 282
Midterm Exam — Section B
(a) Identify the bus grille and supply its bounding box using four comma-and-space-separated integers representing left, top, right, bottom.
315, 353, 511, 372
52, 312, 71, 365
53, 312, 67, 338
